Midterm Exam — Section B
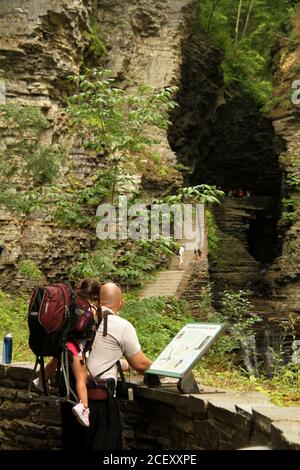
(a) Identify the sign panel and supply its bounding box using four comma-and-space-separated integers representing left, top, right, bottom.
146, 323, 224, 379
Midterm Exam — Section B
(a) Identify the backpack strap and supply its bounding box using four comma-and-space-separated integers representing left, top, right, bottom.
88, 308, 125, 387
102, 308, 111, 337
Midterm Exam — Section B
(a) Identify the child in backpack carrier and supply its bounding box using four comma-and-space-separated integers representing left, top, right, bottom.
33, 278, 101, 427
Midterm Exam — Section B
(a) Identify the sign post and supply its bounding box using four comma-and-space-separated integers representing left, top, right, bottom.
144, 323, 224, 394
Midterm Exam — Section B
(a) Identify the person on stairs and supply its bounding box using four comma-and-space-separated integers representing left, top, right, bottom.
177, 245, 185, 270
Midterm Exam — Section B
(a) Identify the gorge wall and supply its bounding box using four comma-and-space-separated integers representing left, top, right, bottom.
168, 14, 300, 320
265, 7, 300, 316
0, 0, 196, 290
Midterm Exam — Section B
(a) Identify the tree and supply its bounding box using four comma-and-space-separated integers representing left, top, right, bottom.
197, 0, 293, 105
0, 70, 178, 227
235, 0, 244, 46
241, 0, 255, 39
206, 0, 221, 33
67, 69, 178, 205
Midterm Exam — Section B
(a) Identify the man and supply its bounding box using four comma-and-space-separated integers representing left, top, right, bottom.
60, 282, 152, 450
85, 282, 152, 450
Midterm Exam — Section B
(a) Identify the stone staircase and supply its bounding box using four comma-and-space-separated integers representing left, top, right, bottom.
140, 214, 210, 303
140, 268, 186, 299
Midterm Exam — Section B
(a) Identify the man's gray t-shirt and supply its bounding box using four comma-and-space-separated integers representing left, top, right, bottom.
87, 313, 141, 382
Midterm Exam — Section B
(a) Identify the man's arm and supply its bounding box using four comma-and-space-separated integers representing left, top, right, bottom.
126, 351, 152, 374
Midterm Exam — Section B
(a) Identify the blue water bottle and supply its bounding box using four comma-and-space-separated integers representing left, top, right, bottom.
3, 333, 13, 364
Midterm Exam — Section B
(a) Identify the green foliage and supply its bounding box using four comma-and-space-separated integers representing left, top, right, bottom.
2, 104, 48, 132
85, 24, 107, 61
0, 104, 65, 213
0, 72, 178, 227
205, 209, 220, 260
196, 0, 293, 105
23, 144, 64, 185
280, 172, 300, 225
67, 68, 178, 204
0, 290, 33, 362
204, 290, 261, 368
161, 184, 224, 205
18, 260, 43, 280
121, 296, 192, 359
195, 282, 216, 318
220, 289, 261, 342
287, 172, 300, 190
70, 237, 179, 289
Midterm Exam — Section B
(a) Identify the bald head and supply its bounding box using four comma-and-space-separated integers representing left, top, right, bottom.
100, 282, 124, 313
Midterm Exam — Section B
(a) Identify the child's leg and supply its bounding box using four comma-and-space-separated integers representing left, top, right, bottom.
44, 357, 58, 381
35, 357, 58, 387
71, 355, 88, 409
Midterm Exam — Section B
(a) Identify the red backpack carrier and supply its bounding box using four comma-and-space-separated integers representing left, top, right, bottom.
27, 282, 96, 403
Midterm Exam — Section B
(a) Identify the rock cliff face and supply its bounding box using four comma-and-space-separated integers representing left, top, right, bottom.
0, 0, 94, 288
0, 0, 196, 289
264, 7, 300, 315
168, 29, 287, 314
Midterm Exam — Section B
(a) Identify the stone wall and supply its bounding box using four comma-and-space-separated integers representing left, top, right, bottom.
0, 363, 61, 450
1, 363, 299, 450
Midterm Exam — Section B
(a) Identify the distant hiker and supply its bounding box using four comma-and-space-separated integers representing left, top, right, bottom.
177, 245, 185, 270
228, 189, 233, 197
60, 282, 152, 450
33, 278, 101, 427
194, 246, 202, 261
237, 188, 245, 198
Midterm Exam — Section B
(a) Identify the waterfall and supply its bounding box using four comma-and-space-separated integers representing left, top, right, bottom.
241, 335, 259, 376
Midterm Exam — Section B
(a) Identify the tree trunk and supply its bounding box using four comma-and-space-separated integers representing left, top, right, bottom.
242, 0, 255, 39
207, 0, 221, 33
235, 0, 243, 46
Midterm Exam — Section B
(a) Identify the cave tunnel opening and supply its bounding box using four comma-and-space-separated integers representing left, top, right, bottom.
247, 213, 281, 265
167, 33, 285, 269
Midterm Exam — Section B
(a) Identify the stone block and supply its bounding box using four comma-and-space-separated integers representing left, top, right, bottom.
167, 429, 194, 449
0, 364, 5, 379
38, 405, 61, 426
14, 432, 48, 449
5, 363, 34, 382
252, 406, 300, 435
193, 418, 220, 450
0, 378, 28, 389
170, 414, 194, 434
271, 421, 300, 450
136, 385, 156, 400
0, 400, 30, 419
0, 386, 16, 400
189, 394, 208, 417
148, 416, 171, 435
152, 388, 190, 408
208, 401, 252, 433
46, 425, 61, 439
235, 403, 253, 417
16, 389, 36, 402
16, 419, 47, 436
